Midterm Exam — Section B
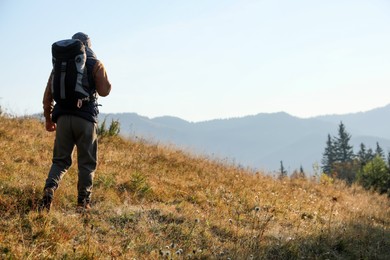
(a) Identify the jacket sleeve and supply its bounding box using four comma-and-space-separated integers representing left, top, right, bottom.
93, 61, 111, 97
43, 73, 54, 121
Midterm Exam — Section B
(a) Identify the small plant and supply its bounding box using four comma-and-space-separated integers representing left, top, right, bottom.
358, 155, 390, 196
98, 118, 120, 137
320, 173, 334, 185
118, 171, 152, 199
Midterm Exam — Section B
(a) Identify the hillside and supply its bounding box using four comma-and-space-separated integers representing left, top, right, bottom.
0, 116, 389, 259
99, 104, 390, 173
316, 104, 390, 138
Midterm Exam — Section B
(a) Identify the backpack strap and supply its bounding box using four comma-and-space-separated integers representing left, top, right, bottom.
59, 61, 67, 99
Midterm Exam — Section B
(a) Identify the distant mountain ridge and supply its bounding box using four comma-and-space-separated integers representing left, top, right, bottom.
99, 104, 390, 174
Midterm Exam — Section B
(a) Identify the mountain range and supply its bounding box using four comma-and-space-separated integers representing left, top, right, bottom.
99, 104, 390, 174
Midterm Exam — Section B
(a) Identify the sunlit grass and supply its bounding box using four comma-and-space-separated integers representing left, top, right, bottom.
0, 115, 389, 259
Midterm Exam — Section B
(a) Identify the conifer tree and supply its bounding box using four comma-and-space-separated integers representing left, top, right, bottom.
357, 143, 369, 168
375, 142, 384, 159
300, 165, 305, 176
334, 122, 354, 162
367, 148, 375, 162
357, 143, 366, 161
387, 151, 390, 168
291, 165, 306, 179
279, 160, 287, 178
322, 122, 358, 183
321, 134, 335, 174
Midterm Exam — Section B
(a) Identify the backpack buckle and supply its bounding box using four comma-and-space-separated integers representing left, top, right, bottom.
77, 99, 83, 108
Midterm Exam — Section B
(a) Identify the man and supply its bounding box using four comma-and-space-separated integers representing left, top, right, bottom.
39, 32, 111, 212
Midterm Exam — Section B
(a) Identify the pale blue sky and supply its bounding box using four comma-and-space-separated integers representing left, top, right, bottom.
1, 0, 389, 122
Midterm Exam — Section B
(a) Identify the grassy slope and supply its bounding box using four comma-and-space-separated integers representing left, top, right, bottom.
0, 116, 389, 259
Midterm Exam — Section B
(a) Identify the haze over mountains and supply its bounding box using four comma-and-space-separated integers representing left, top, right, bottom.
99, 104, 390, 174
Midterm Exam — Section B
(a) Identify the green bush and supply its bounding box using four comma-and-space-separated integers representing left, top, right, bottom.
98, 118, 120, 137
118, 171, 152, 199
358, 155, 390, 195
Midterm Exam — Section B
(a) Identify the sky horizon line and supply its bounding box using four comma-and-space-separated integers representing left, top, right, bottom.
1, 100, 389, 123
95, 102, 390, 122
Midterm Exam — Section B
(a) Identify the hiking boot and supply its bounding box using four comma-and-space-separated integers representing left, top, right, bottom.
76, 202, 91, 213
38, 188, 54, 212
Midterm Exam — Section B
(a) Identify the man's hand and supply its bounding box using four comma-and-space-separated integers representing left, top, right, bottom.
45, 120, 56, 132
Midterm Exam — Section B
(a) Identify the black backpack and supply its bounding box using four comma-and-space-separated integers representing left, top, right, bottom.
51, 39, 92, 109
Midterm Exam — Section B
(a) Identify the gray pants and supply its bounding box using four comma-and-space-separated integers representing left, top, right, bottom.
44, 115, 98, 204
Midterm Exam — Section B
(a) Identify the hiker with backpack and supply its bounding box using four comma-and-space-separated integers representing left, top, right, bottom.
39, 32, 111, 212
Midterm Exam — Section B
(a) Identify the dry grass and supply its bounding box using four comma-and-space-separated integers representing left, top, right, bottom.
0, 116, 389, 259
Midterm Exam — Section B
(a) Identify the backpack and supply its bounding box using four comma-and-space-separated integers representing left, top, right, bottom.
51, 39, 92, 109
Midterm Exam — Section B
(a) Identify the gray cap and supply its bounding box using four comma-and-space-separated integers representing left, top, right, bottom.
72, 32, 91, 47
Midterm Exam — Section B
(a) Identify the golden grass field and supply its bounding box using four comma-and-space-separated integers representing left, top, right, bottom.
0, 116, 389, 259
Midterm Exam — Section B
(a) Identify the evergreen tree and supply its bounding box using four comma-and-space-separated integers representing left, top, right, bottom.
300, 165, 305, 176
334, 122, 354, 162
366, 148, 375, 162
291, 165, 306, 179
387, 151, 390, 168
321, 134, 336, 174
322, 122, 358, 183
375, 142, 384, 159
357, 143, 366, 161
357, 143, 369, 168
279, 160, 287, 179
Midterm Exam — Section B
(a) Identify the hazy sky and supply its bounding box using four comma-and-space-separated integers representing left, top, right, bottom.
1, 0, 389, 122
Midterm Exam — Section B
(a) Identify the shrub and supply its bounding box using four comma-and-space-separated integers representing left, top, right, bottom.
98, 118, 120, 137
358, 155, 390, 195
118, 172, 152, 199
